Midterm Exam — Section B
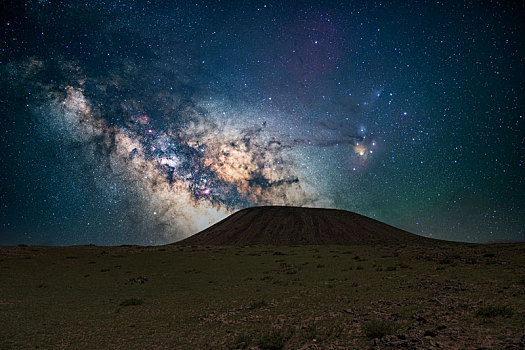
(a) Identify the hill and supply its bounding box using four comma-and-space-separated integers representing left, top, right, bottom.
179, 206, 428, 245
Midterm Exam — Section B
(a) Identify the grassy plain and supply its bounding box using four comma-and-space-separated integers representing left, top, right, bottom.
1, 242, 524, 349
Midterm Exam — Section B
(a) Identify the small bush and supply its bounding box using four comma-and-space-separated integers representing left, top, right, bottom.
249, 300, 268, 309
302, 324, 317, 340
476, 305, 513, 318
228, 333, 251, 349
120, 298, 144, 306
439, 258, 454, 265
258, 329, 288, 350
362, 320, 395, 339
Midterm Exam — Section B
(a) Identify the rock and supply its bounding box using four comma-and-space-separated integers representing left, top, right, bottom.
128, 276, 148, 284
412, 313, 428, 324
430, 297, 444, 305
424, 329, 438, 337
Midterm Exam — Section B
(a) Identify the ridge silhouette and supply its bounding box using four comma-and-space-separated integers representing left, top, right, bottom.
179, 206, 429, 245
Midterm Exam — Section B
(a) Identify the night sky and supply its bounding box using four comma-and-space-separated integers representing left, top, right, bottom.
1, 1, 523, 245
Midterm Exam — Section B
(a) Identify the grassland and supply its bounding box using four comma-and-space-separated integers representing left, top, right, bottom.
0, 241, 524, 349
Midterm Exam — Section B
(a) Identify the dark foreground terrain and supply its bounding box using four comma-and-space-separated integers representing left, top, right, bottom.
1, 241, 524, 349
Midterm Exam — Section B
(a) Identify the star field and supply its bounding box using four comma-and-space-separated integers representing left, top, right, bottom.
1, 1, 523, 245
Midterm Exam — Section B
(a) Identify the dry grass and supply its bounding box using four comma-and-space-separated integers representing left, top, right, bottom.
0, 241, 523, 348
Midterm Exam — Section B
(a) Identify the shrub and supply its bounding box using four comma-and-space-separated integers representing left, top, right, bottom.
439, 258, 453, 265
249, 300, 268, 309
120, 298, 143, 306
258, 329, 289, 350
476, 305, 513, 318
362, 320, 395, 339
302, 324, 317, 340
228, 333, 251, 349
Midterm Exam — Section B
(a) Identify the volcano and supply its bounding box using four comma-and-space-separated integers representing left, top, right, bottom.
179, 206, 429, 245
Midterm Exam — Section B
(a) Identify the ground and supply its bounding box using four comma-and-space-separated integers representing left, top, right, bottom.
0, 241, 524, 349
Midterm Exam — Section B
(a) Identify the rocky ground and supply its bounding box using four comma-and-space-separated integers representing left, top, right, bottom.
1, 242, 524, 349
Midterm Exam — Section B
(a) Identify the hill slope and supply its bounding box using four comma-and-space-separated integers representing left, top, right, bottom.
179, 206, 427, 245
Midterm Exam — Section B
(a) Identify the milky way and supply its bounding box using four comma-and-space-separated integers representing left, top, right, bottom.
4, 54, 361, 243
1, 1, 523, 244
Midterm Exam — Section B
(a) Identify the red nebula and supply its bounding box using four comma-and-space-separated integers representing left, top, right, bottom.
138, 115, 150, 124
